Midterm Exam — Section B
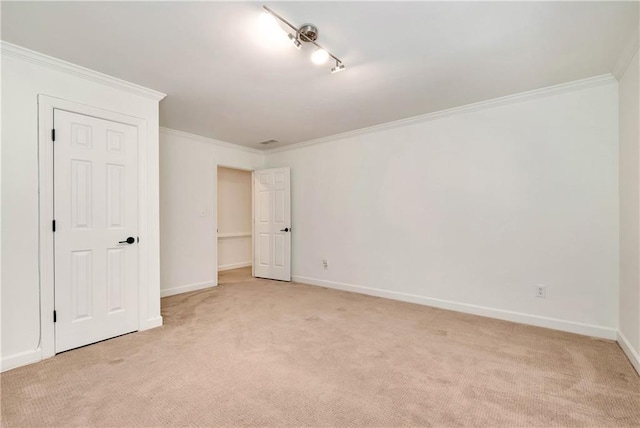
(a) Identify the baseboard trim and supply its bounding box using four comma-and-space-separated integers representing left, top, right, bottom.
140, 316, 164, 331
1, 348, 42, 373
218, 261, 252, 272
161, 281, 216, 298
1, 318, 166, 372
292, 276, 617, 340
617, 331, 640, 375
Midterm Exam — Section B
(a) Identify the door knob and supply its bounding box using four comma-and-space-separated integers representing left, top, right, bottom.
119, 237, 135, 244
280, 227, 289, 232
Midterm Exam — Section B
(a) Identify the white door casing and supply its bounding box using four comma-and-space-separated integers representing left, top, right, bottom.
253, 168, 291, 281
54, 109, 139, 353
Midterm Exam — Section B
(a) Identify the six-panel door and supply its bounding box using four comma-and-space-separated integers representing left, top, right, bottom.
54, 109, 139, 353
254, 168, 291, 281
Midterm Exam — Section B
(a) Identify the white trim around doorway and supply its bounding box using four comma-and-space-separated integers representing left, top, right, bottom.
37, 95, 153, 361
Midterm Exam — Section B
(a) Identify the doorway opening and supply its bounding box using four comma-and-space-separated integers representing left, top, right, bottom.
216, 166, 253, 285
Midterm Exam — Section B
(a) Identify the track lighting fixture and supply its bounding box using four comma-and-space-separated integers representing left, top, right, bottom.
262, 5, 346, 73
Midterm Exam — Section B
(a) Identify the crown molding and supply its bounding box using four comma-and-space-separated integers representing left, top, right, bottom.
159, 127, 264, 155
613, 26, 639, 80
265, 74, 617, 155
0, 41, 166, 101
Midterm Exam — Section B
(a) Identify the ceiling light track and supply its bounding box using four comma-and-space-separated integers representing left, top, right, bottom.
262, 5, 346, 73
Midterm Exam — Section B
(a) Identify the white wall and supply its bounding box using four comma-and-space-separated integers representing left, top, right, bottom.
217, 167, 252, 271
159, 129, 263, 297
618, 49, 640, 372
1, 43, 164, 370
265, 79, 620, 339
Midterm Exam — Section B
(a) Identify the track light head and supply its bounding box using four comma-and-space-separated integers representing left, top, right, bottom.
288, 33, 302, 50
259, 10, 281, 33
331, 62, 346, 73
311, 48, 329, 65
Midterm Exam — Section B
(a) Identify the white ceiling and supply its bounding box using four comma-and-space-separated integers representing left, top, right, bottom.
2, 1, 638, 149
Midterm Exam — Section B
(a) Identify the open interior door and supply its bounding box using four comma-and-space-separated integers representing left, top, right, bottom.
253, 167, 291, 281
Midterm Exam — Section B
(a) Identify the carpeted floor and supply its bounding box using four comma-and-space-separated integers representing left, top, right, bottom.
2, 267, 639, 427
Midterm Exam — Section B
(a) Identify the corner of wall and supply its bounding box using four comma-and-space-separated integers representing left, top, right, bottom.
616, 29, 640, 375
613, 26, 640, 80
618, 331, 640, 374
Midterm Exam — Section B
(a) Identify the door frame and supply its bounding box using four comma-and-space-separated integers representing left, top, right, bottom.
214, 163, 255, 285
38, 95, 149, 359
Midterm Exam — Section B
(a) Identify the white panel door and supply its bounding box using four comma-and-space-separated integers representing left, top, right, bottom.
254, 168, 291, 281
54, 109, 139, 353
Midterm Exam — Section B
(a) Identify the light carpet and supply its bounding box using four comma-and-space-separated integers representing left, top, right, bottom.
2, 268, 639, 427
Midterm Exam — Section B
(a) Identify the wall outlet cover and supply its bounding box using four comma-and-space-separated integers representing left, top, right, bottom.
535, 285, 547, 298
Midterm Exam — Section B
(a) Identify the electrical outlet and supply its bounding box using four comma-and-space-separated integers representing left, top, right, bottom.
322, 259, 328, 269
535, 285, 547, 298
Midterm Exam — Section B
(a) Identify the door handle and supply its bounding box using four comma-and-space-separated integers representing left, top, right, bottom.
280, 227, 290, 232
119, 237, 135, 244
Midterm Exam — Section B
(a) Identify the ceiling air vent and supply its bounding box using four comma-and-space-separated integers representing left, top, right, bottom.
258, 139, 278, 146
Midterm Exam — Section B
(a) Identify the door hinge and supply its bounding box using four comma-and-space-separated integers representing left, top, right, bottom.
52, 220, 56, 232
53, 310, 57, 323
51, 129, 56, 142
